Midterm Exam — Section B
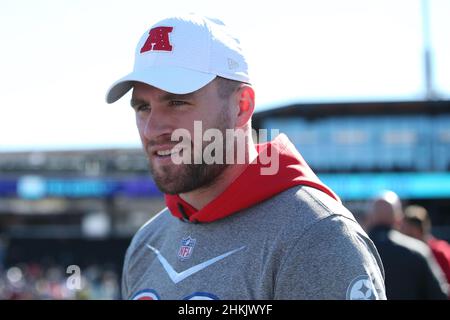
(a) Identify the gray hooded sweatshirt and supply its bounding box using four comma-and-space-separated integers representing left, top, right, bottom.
122, 135, 386, 300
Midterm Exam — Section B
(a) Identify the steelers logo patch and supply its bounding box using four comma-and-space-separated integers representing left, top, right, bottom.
346, 275, 378, 300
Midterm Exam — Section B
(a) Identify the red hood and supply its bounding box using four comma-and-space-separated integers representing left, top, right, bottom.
165, 134, 340, 223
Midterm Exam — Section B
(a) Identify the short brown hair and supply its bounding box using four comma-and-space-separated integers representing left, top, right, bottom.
215, 76, 242, 100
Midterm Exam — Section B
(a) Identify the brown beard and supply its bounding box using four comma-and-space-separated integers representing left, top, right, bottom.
148, 108, 231, 195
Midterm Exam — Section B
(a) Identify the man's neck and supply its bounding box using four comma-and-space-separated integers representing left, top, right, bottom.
179, 138, 258, 210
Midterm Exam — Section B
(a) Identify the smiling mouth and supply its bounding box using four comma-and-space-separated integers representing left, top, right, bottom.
154, 147, 183, 158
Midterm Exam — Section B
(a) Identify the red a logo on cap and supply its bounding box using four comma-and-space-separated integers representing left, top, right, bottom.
140, 26, 173, 53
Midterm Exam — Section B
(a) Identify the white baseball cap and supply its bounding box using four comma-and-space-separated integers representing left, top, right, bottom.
106, 13, 250, 104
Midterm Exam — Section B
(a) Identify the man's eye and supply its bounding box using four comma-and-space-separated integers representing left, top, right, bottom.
170, 100, 186, 106
136, 104, 150, 112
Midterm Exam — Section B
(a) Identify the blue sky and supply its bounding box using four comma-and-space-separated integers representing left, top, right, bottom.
0, 0, 449, 151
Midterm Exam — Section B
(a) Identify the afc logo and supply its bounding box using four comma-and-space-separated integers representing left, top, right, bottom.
140, 26, 173, 53
178, 236, 196, 260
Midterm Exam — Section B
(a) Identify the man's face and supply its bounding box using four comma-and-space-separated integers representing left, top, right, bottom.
131, 79, 234, 194
399, 219, 422, 240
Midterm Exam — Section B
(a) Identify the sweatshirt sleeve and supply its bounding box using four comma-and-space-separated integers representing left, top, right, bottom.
121, 245, 132, 300
274, 215, 387, 300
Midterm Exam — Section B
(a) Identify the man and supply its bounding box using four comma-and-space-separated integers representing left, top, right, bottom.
366, 191, 447, 299
400, 205, 450, 287
106, 13, 386, 300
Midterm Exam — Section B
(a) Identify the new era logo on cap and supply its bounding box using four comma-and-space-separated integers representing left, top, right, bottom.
140, 26, 174, 53
106, 13, 251, 104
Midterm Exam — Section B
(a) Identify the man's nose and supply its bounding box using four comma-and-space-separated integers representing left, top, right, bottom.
141, 106, 172, 141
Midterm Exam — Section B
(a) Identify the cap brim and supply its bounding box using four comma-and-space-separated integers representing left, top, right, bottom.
106, 66, 216, 104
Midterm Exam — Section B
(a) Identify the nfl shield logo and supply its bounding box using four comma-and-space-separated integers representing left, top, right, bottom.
178, 236, 196, 260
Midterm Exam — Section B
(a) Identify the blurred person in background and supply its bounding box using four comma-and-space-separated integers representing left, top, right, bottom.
400, 205, 450, 288
365, 191, 448, 299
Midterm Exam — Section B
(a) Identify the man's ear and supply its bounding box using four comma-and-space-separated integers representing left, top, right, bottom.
235, 85, 255, 128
